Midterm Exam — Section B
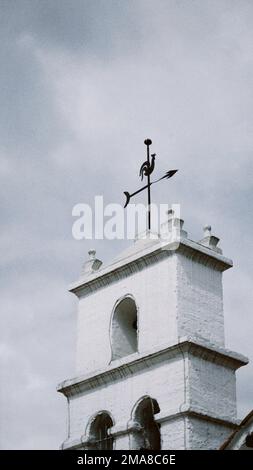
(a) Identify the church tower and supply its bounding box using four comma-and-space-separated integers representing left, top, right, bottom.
58, 211, 248, 450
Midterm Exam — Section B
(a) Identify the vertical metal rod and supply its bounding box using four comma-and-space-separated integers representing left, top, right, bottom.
146, 141, 151, 230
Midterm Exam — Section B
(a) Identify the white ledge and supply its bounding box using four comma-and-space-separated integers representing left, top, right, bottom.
69, 238, 233, 297
57, 336, 248, 397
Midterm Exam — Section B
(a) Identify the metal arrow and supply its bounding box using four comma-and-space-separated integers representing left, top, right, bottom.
124, 169, 178, 208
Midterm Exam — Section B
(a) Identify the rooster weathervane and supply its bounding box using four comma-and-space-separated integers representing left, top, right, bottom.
123, 139, 178, 231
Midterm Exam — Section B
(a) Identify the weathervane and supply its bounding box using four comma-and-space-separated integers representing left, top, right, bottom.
123, 139, 178, 230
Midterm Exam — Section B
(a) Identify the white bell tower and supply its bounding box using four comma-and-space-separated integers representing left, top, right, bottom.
58, 212, 248, 450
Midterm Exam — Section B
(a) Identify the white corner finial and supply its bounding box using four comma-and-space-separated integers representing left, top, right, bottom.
80, 249, 102, 278
167, 209, 175, 219
203, 225, 212, 237
88, 249, 96, 260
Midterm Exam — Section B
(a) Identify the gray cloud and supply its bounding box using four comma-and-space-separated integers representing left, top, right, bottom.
1, 0, 253, 448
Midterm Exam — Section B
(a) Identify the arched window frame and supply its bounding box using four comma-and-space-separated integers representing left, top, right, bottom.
129, 395, 161, 450
109, 294, 139, 362
84, 410, 114, 450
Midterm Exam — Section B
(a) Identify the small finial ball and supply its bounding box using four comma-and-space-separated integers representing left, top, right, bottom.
88, 249, 96, 260
203, 225, 212, 236
167, 209, 175, 217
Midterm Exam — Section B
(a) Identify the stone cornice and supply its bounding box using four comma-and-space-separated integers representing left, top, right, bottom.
69, 238, 233, 298
57, 337, 247, 398
177, 238, 232, 271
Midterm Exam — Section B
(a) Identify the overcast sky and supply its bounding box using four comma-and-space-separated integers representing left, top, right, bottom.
1, 0, 253, 449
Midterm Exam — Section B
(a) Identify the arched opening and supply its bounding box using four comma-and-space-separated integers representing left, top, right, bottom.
111, 296, 138, 360
87, 412, 114, 450
131, 396, 161, 450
